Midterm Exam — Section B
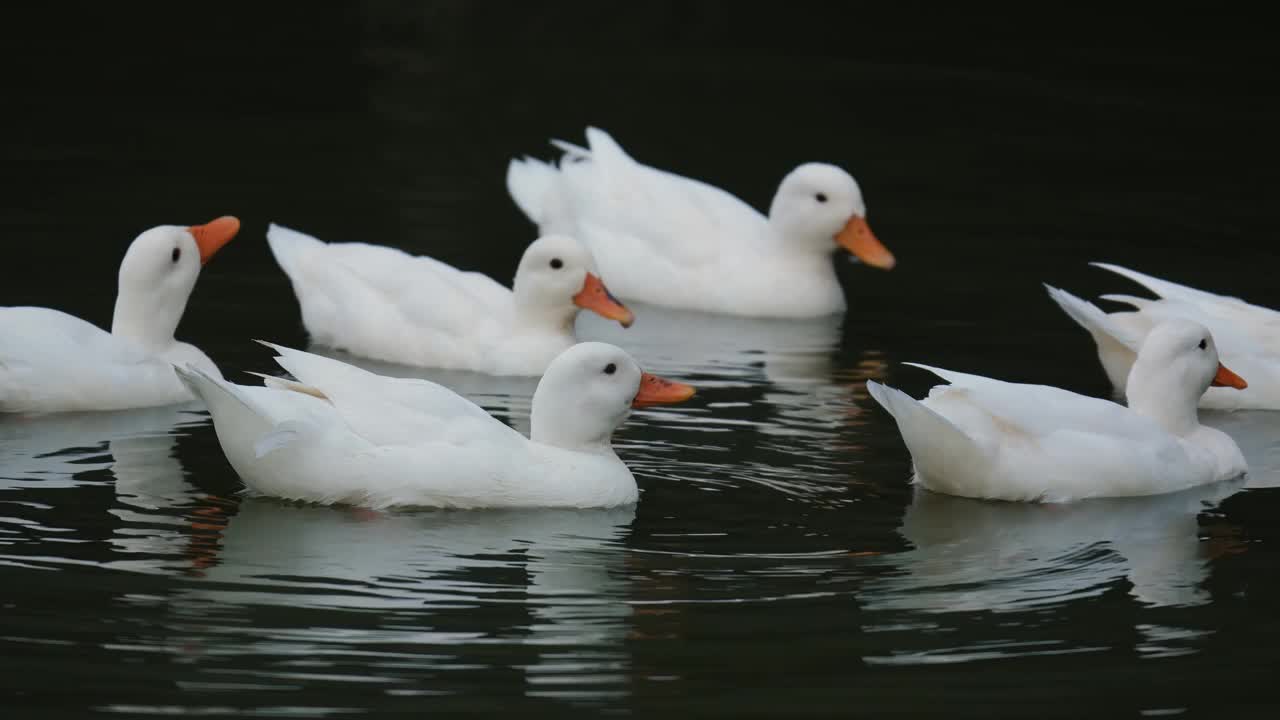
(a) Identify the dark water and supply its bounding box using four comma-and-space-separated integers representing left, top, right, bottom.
5, 5, 1280, 717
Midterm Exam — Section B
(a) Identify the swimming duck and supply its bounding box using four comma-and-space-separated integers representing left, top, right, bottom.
867, 319, 1247, 502
506, 127, 895, 317
267, 224, 635, 375
1049, 263, 1280, 410
176, 341, 695, 509
0, 217, 238, 413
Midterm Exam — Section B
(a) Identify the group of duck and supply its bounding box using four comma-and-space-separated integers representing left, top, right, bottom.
1, 128, 1271, 508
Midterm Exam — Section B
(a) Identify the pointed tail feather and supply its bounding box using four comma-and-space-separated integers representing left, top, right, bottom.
1099, 293, 1155, 310
266, 223, 325, 279
506, 156, 561, 227
866, 380, 986, 484
549, 139, 590, 158
1044, 284, 1144, 352
175, 364, 258, 416
1091, 262, 1241, 304
584, 127, 635, 164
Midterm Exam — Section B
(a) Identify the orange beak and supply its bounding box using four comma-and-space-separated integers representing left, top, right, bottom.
834, 215, 895, 270
1212, 363, 1248, 389
189, 216, 240, 265
632, 372, 696, 408
573, 272, 635, 328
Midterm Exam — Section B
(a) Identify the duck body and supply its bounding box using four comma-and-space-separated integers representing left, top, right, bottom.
177, 341, 694, 509
868, 320, 1247, 502
506, 127, 895, 317
1049, 264, 1280, 410
0, 218, 237, 414
268, 225, 634, 376
0, 307, 212, 413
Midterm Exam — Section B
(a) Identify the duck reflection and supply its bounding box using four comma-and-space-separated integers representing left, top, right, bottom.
0, 405, 233, 574
0, 404, 203, 487
864, 478, 1247, 614
179, 499, 636, 700
576, 301, 843, 380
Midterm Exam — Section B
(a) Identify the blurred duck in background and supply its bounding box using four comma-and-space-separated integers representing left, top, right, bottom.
507, 127, 895, 318
1050, 263, 1280, 410
268, 224, 634, 376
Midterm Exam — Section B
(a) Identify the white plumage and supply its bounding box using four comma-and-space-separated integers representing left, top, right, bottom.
268, 224, 634, 375
176, 341, 695, 509
507, 127, 895, 317
868, 319, 1247, 502
1, 217, 237, 413
1049, 263, 1280, 409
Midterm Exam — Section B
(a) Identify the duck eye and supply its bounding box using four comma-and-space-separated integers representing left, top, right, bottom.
1198, 338, 1207, 350
550, 258, 563, 270
604, 363, 617, 375
171, 247, 181, 263
815, 192, 828, 203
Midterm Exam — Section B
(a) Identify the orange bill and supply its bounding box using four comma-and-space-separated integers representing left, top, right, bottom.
834, 215, 895, 270
573, 272, 635, 327
189, 216, 241, 264
632, 372, 696, 408
1212, 362, 1248, 389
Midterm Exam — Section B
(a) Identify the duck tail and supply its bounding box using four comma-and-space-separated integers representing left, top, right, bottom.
265, 223, 325, 280
176, 364, 313, 463
1044, 284, 1145, 353
506, 155, 561, 228
866, 380, 985, 485
1090, 262, 1234, 304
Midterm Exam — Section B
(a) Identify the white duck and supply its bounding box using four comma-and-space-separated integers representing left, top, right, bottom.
0, 217, 238, 414
867, 319, 1248, 502
1049, 263, 1280, 410
506, 127, 896, 317
267, 224, 635, 375
175, 341, 695, 509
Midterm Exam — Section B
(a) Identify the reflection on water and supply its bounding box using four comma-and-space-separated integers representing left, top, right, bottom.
2, 297, 1279, 713
0, 404, 203, 487
866, 479, 1246, 615
0, 406, 232, 577
174, 500, 635, 701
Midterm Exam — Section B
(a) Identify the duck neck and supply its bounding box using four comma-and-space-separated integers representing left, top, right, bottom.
530, 411, 615, 452
1126, 367, 1202, 436
513, 292, 577, 337
111, 287, 183, 351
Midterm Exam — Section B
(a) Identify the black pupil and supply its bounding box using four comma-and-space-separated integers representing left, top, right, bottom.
550, 258, 563, 269
171, 247, 181, 263
1198, 339, 1207, 350
815, 193, 828, 203
604, 363, 616, 375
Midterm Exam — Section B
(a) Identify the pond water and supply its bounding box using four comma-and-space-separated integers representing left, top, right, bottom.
4, 5, 1280, 717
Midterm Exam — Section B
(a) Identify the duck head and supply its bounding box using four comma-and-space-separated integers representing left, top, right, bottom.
530, 342, 694, 450
111, 216, 239, 350
1127, 319, 1246, 434
768, 163, 895, 269
513, 234, 634, 329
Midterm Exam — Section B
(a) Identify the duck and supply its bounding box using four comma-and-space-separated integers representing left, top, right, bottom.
1048, 263, 1280, 410
506, 127, 895, 318
175, 341, 696, 509
267, 224, 636, 376
0, 217, 239, 414
866, 319, 1248, 502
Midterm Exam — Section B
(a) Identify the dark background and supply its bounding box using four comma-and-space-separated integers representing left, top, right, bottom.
7, 3, 1279, 383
